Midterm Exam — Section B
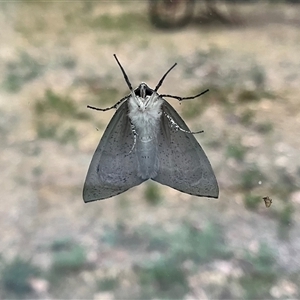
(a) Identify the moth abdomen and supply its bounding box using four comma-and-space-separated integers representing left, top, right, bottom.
136, 140, 159, 179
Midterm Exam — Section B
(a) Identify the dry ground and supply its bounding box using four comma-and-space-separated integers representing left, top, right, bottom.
0, 1, 299, 299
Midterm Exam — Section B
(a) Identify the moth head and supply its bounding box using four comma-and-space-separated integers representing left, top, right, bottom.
130, 82, 162, 112
134, 83, 154, 99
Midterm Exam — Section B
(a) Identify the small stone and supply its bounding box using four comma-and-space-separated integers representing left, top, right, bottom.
29, 278, 49, 294
291, 190, 300, 204
94, 292, 114, 300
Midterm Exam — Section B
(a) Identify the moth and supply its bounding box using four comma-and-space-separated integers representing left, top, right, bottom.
83, 54, 219, 202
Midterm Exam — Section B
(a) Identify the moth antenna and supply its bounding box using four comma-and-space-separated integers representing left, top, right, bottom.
161, 89, 209, 101
164, 112, 204, 135
113, 54, 133, 91
87, 96, 129, 112
155, 63, 177, 92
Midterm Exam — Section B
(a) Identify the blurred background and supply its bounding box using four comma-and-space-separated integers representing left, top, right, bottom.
0, 0, 300, 299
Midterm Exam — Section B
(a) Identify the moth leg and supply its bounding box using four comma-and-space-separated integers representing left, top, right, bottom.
160, 89, 209, 102
127, 122, 138, 155
87, 95, 129, 112
164, 112, 204, 135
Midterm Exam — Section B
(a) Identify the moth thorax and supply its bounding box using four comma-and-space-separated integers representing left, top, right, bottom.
128, 100, 162, 141
129, 93, 163, 117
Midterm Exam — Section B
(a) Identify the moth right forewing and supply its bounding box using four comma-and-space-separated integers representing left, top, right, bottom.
83, 101, 144, 202
152, 100, 219, 198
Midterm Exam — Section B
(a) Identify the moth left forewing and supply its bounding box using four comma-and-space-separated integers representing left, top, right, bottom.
152, 100, 219, 198
83, 101, 145, 202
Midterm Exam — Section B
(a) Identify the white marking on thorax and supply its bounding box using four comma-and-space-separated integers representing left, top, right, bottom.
128, 91, 163, 142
